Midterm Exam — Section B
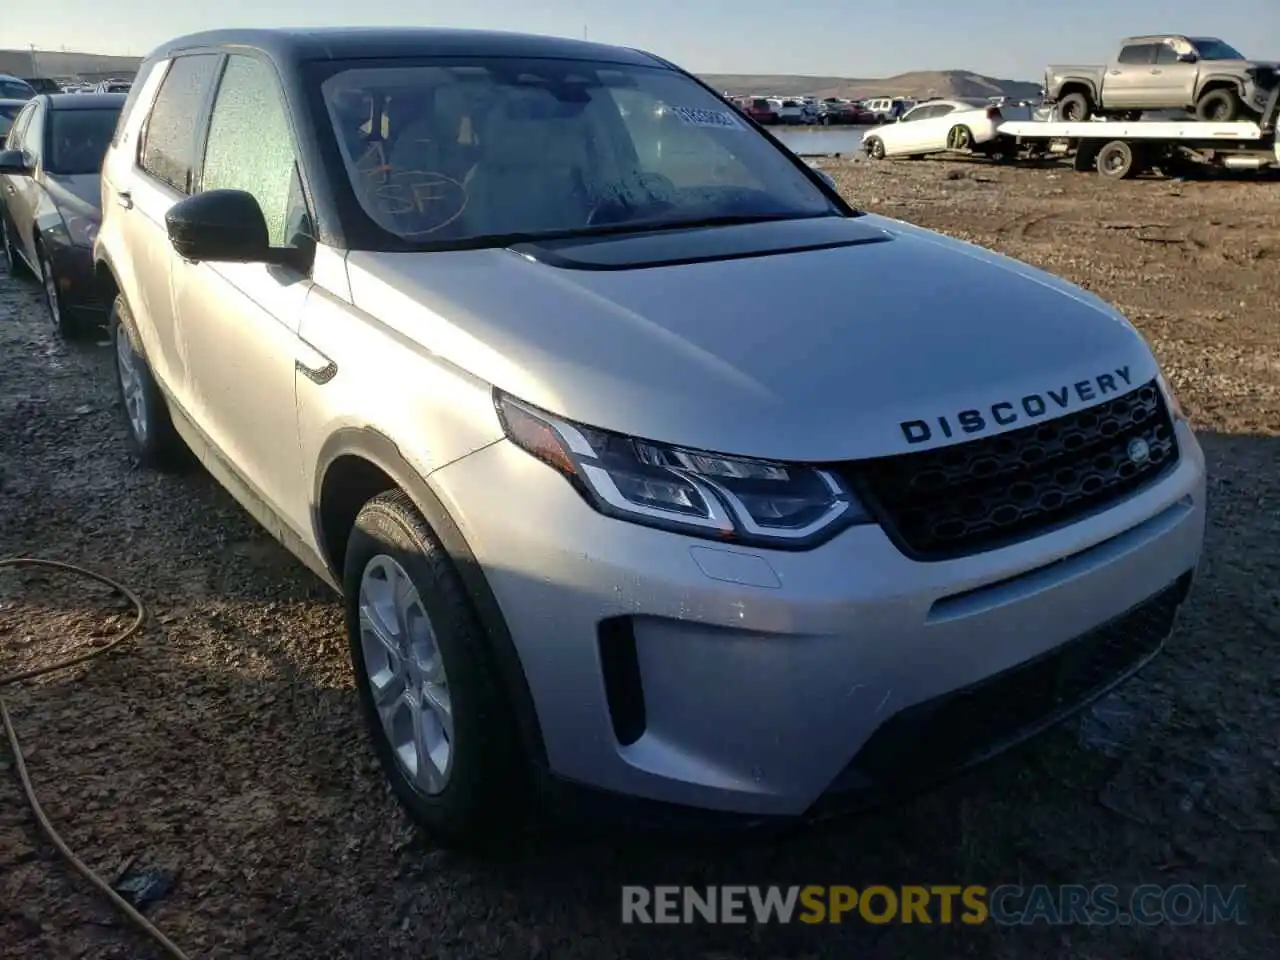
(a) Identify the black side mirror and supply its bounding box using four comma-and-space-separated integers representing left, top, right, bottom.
165, 189, 290, 265
0, 149, 32, 176
1177, 52, 1197, 63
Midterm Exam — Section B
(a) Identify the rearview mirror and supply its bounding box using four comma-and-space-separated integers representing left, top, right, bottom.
0, 149, 31, 176
165, 189, 288, 265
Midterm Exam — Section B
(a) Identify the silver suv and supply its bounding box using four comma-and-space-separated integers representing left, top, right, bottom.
95, 28, 1206, 844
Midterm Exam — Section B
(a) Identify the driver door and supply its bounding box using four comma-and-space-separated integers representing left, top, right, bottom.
170, 53, 315, 535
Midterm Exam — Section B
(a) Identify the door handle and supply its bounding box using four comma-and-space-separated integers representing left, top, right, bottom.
4, 183, 13, 195
1151, 69, 1162, 74
116, 190, 133, 210
1108, 70, 1121, 75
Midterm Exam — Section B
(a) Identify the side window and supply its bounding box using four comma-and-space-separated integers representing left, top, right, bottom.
932, 105, 956, 117
200, 54, 307, 248
138, 53, 222, 194
1118, 44, 1155, 65
1154, 43, 1180, 65
5, 103, 34, 151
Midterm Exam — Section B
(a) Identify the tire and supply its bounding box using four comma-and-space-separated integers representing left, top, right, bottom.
947, 125, 974, 151
1, 215, 30, 278
1057, 92, 1093, 122
1195, 88, 1241, 122
109, 295, 188, 470
1096, 140, 1139, 180
344, 490, 522, 847
864, 136, 885, 160
1072, 142, 1102, 173
37, 243, 83, 340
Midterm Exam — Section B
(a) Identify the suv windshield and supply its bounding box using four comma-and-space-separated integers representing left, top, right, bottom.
0, 78, 35, 99
1191, 39, 1244, 60
315, 57, 838, 247
47, 107, 121, 174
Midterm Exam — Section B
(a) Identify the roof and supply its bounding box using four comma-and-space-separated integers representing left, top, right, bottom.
0, 97, 27, 107
43, 92, 127, 109
146, 27, 664, 69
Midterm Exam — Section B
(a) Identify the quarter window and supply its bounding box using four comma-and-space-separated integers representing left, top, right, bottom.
5, 103, 34, 151
139, 53, 222, 194
201, 55, 305, 248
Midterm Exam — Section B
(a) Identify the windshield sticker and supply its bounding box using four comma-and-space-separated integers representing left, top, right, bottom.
669, 106, 745, 130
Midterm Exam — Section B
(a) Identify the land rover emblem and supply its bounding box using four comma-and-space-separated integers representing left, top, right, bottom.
1127, 437, 1151, 464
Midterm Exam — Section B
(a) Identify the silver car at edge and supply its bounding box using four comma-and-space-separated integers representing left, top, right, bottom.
94, 27, 1205, 845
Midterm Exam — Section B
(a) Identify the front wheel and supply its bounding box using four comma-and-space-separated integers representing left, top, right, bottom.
37, 244, 82, 340
344, 490, 523, 847
1, 216, 29, 277
1195, 88, 1241, 122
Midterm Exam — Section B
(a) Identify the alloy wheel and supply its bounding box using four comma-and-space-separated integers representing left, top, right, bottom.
114, 325, 149, 443
358, 554, 453, 795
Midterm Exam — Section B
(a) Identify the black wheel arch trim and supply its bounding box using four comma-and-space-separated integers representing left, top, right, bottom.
314, 426, 549, 769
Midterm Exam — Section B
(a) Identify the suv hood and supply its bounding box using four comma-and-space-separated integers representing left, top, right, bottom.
344, 214, 1158, 461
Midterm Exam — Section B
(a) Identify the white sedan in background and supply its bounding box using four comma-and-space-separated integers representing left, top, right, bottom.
862, 98, 1030, 159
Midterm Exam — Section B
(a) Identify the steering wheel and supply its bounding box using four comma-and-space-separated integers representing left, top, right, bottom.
586, 172, 680, 227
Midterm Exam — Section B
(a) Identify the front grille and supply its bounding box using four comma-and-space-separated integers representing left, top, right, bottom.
826, 574, 1189, 794
848, 380, 1179, 561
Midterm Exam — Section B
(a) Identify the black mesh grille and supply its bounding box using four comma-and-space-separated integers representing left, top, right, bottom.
847, 380, 1178, 561
828, 574, 1188, 792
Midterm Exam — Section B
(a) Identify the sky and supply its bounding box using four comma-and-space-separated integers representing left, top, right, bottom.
3, 0, 1277, 80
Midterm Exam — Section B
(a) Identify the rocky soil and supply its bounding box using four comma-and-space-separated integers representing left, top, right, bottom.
1, 156, 1278, 959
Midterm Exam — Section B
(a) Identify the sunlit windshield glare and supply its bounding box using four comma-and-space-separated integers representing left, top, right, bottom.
47, 108, 121, 174
1191, 39, 1244, 60
318, 58, 837, 245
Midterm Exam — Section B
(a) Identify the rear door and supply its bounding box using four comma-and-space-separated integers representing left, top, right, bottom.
1107, 43, 1158, 109
7, 101, 45, 267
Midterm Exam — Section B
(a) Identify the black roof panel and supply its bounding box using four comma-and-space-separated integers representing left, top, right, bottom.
147, 27, 666, 69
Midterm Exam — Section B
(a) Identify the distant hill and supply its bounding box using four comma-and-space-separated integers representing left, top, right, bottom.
703, 70, 1043, 101
0, 49, 142, 82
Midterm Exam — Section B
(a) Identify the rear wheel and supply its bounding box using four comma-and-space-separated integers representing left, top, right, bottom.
110, 295, 188, 470
1195, 88, 1241, 122
1057, 92, 1093, 122
864, 136, 885, 160
947, 125, 974, 151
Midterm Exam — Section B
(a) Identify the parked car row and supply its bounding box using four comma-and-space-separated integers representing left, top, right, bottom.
725, 93, 909, 126
0, 92, 124, 335
0, 73, 132, 100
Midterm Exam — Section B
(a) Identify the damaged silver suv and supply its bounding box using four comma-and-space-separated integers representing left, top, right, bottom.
94, 27, 1205, 845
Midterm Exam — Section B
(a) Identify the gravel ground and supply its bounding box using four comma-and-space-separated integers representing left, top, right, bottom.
1, 157, 1278, 960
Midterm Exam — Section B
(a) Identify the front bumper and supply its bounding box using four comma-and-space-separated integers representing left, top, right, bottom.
430, 420, 1206, 819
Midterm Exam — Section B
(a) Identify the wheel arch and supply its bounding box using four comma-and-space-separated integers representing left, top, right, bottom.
1057, 80, 1098, 103
1197, 76, 1245, 97
314, 426, 548, 768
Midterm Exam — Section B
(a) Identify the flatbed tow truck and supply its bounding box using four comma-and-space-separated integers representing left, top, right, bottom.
995, 85, 1280, 180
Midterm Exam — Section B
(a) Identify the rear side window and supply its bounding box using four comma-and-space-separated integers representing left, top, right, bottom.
139, 53, 222, 194
1118, 44, 1155, 65
112, 59, 159, 147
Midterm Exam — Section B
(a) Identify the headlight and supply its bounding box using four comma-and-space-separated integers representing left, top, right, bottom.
63, 213, 98, 247
495, 392, 869, 549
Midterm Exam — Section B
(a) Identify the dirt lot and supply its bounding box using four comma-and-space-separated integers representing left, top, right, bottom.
1, 157, 1278, 960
